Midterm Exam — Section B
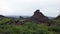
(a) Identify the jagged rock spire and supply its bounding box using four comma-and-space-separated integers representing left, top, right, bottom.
30, 9, 49, 23
33, 9, 45, 17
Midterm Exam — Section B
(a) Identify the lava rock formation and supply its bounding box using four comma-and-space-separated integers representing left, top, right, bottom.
30, 9, 49, 23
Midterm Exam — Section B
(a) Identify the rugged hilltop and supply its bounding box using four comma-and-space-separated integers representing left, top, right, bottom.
55, 15, 60, 23
30, 9, 49, 23
56, 15, 60, 20
0, 15, 5, 18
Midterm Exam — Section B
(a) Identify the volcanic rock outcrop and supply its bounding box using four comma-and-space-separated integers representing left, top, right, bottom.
30, 9, 49, 23
0, 15, 5, 18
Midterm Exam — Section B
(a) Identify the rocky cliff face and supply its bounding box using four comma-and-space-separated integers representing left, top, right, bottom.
30, 9, 49, 23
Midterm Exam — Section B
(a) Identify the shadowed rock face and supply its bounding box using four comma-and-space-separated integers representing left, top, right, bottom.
0, 15, 5, 18
30, 9, 49, 23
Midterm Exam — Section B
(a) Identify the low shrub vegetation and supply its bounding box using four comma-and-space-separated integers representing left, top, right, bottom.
0, 18, 60, 34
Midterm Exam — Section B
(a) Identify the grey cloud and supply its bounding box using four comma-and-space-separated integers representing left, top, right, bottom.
0, 0, 60, 17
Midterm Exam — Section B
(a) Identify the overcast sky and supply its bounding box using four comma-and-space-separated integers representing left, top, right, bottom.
0, 0, 60, 17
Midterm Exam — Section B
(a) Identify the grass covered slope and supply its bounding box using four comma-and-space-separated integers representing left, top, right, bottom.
0, 17, 60, 34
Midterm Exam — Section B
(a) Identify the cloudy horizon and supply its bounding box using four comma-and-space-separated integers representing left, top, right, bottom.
0, 0, 60, 17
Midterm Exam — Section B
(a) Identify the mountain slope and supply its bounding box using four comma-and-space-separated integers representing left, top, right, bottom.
56, 15, 60, 22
